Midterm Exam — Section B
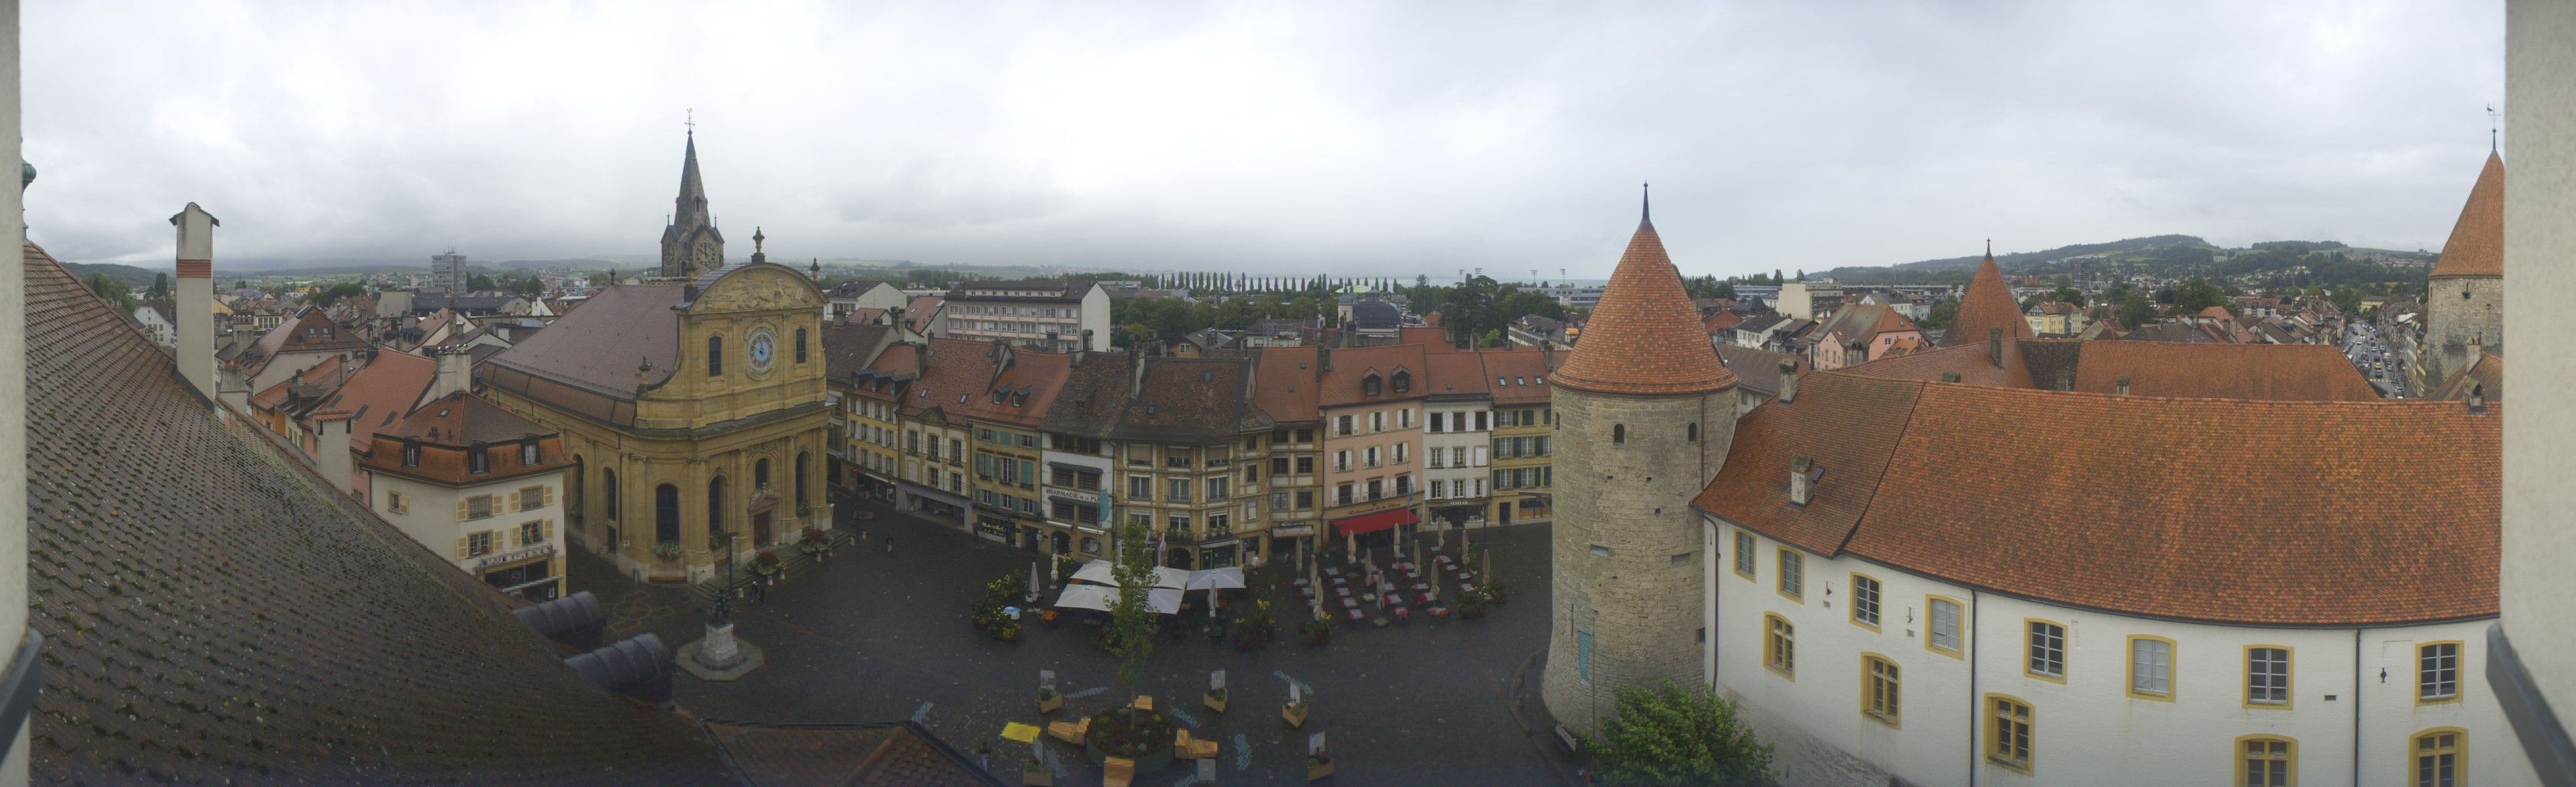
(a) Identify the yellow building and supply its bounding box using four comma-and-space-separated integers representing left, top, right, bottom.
480, 136, 833, 583
1484, 348, 1558, 526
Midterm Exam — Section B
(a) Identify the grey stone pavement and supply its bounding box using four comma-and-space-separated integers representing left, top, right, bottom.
571, 487, 1584, 786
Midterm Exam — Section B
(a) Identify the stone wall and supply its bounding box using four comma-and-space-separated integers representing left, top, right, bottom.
2422, 274, 2503, 386
1541, 384, 1736, 733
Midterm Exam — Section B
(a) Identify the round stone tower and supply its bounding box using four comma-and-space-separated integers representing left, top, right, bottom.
1541, 191, 1739, 734
2419, 151, 2504, 390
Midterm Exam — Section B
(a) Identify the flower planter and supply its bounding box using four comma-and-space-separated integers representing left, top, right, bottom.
1037, 693, 1064, 714
1082, 709, 1176, 773
1021, 766, 1054, 787
1281, 702, 1310, 729
1306, 757, 1335, 781
1203, 690, 1227, 714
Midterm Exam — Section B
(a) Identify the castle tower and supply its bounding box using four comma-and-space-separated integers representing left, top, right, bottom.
659, 129, 725, 278
1940, 243, 2033, 347
1542, 189, 1740, 733
2419, 152, 2505, 390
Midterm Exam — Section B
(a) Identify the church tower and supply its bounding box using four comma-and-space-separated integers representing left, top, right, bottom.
1542, 189, 1741, 734
2418, 152, 2505, 390
659, 130, 725, 278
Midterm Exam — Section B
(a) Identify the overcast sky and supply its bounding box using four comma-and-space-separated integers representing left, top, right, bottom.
26, 1, 2502, 279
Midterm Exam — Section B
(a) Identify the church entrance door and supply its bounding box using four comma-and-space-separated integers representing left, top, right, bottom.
753, 512, 772, 547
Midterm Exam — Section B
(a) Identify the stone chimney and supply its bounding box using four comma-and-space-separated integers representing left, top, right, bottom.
314, 411, 357, 494
1788, 455, 1813, 506
2470, 384, 2488, 414
1776, 358, 1798, 403
2116, 376, 2132, 396
425, 347, 474, 403
1074, 329, 1094, 367
1987, 327, 2004, 367
171, 203, 219, 403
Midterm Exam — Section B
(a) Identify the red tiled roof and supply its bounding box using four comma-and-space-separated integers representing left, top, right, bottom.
1480, 347, 1558, 405
2430, 152, 2505, 278
304, 350, 437, 451
1840, 338, 2378, 401
1941, 253, 2034, 347
1422, 350, 1491, 397
1554, 216, 1735, 395
1702, 310, 1742, 334
898, 338, 1071, 428
1316, 344, 1427, 407
1698, 374, 2498, 626
359, 392, 569, 486
1251, 346, 1322, 423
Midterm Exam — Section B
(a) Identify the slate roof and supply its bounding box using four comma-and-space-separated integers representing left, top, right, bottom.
22, 242, 732, 783
819, 322, 895, 384
2431, 351, 2505, 403
825, 280, 891, 298
1715, 344, 1806, 398
1346, 300, 1402, 329
236, 307, 367, 376
1841, 337, 2378, 401
483, 282, 685, 417
1553, 212, 1735, 396
1695, 370, 2498, 626
2429, 152, 2505, 278
1941, 253, 2035, 347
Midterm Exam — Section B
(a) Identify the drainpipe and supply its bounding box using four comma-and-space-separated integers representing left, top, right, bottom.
1969, 589, 1980, 787
2353, 628, 2362, 787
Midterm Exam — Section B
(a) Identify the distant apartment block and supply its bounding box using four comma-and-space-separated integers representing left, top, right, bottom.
432, 249, 467, 294
941, 280, 1110, 352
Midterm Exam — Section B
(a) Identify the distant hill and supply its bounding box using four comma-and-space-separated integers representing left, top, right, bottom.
61, 261, 161, 291
1818, 234, 2432, 287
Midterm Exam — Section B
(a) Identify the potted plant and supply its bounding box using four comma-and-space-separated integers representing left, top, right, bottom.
653, 540, 684, 560
1021, 759, 1054, 787
1300, 616, 1333, 646
1458, 589, 1489, 620
1306, 753, 1334, 781
996, 621, 1024, 642
1482, 579, 1505, 605
1203, 686, 1227, 713
1037, 686, 1063, 714
751, 550, 782, 582
1232, 599, 1275, 651
1282, 696, 1310, 729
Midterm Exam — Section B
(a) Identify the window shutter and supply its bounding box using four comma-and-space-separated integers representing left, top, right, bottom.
507, 490, 522, 511
543, 519, 555, 543
1473, 447, 1489, 466
456, 497, 470, 521
456, 536, 470, 560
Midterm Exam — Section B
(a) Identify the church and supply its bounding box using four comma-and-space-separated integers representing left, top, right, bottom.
481, 131, 835, 583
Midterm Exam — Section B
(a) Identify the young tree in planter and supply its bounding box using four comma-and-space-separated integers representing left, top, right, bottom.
1585, 680, 1778, 787
1107, 515, 1158, 733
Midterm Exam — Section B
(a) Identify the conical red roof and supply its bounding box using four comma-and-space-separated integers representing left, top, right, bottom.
1940, 251, 2034, 347
1555, 214, 1736, 396
2430, 153, 2504, 278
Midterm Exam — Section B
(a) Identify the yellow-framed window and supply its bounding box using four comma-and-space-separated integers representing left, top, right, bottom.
1925, 595, 1965, 659
2126, 635, 2176, 701
2411, 728, 2464, 787
1861, 654, 1900, 727
1776, 548, 1804, 601
1850, 573, 1883, 630
1764, 613, 1795, 679
2246, 646, 2292, 708
2417, 642, 2461, 704
1986, 693, 2033, 772
2024, 619, 2066, 682
2236, 735, 2294, 787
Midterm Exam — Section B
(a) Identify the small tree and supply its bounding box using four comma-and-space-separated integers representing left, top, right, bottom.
1585, 680, 1777, 787
1107, 515, 1158, 714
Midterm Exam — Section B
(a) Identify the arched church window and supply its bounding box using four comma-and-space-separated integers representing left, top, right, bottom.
708, 334, 725, 376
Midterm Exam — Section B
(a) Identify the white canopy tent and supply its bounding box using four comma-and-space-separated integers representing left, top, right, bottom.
1054, 583, 1184, 615
1183, 566, 1244, 590
1070, 560, 1195, 590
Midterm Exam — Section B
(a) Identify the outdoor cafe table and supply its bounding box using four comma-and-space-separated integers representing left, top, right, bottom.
1340, 597, 1359, 609
1429, 606, 1451, 619
1330, 576, 1347, 586
1419, 592, 1438, 606
1345, 608, 1367, 622
1323, 566, 1342, 576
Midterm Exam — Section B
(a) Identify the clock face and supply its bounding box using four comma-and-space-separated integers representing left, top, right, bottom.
695, 241, 719, 271
748, 329, 776, 373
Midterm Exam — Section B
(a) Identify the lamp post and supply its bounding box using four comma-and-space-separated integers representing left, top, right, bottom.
709, 523, 735, 626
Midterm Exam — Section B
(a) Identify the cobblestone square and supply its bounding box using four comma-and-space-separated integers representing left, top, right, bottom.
575, 488, 1575, 786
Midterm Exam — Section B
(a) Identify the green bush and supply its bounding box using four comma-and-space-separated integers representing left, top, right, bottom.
1582, 680, 1777, 787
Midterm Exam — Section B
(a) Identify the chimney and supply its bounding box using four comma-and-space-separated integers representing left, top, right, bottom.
2054, 368, 2072, 391
1318, 346, 1333, 372
1788, 455, 1812, 506
171, 203, 220, 403
2470, 384, 2488, 414
426, 348, 474, 402
314, 411, 357, 494
1776, 358, 1798, 403
1987, 327, 2003, 367
1940, 371, 1961, 384
2116, 376, 2132, 396
1074, 329, 1093, 367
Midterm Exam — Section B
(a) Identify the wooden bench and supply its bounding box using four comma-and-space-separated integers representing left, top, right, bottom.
1175, 729, 1220, 760
1554, 723, 1581, 753
1104, 756, 1134, 787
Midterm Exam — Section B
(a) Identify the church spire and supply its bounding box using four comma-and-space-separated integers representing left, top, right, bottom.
659, 122, 725, 278
1638, 181, 1652, 231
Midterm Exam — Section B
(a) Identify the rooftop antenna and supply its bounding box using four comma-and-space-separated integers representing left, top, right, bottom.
685, 107, 695, 134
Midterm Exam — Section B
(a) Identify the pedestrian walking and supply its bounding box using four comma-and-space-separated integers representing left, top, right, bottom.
752, 581, 768, 605
885, 536, 894, 553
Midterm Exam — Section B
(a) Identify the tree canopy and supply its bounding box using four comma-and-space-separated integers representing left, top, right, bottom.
1583, 680, 1777, 787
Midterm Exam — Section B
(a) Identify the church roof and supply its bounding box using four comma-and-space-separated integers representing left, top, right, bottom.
482, 282, 685, 424
2430, 152, 2505, 278
1940, 251, 2035, 347
1552, 198, 1736, 396
22, 241, 731, 782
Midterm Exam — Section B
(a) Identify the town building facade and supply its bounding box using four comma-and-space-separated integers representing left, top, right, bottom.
358, 392, 572, 601
940, 281, 1110, 352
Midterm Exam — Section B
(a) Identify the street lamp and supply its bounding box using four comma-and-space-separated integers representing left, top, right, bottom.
709, 521, 735, 627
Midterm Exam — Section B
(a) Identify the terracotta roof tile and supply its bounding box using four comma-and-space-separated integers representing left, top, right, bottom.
302, 349, 436, 451
2430, 152, 2505, 278
1555, 219, 1734, 395
486, 282, 685, 401
1841, 338, 2378, 401
1316, 344, 1428, 406
1698, 372, 2497, 626
1478, 347, 1559, 405
1715, 344, 1805, 397
1941, 253, 2034, 347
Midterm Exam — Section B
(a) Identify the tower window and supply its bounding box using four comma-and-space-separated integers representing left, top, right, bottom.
1612, 424, 1625, 444
1687, 423, 1699, 442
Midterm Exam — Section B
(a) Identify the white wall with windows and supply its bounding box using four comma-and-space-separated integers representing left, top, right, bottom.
369, 469, 568, 601
1708, 516, 2533, 787
1423, 405, 1491, 510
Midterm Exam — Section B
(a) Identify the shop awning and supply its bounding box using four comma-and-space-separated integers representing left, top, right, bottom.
1331, 507, 1418, 537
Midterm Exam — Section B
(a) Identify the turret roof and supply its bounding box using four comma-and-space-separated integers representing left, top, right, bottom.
2430, 152, 2504, 278
1552, 194, 1736, 396
1940, 250, 2035, 347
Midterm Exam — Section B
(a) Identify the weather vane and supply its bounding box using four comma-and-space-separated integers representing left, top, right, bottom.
686, 108, 695, 131
2488, 103, 2499, 152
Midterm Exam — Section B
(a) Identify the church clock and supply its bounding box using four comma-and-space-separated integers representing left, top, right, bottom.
747, 327, 777, 374
694, 240, 720, 273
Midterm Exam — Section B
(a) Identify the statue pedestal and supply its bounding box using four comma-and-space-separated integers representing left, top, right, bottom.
679, 622, 764, 680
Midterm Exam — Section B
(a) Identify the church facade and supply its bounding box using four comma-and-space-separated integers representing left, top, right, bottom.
481, 132, 833, 583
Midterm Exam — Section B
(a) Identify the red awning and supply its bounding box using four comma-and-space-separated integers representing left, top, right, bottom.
1331, 507, 1419, 537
